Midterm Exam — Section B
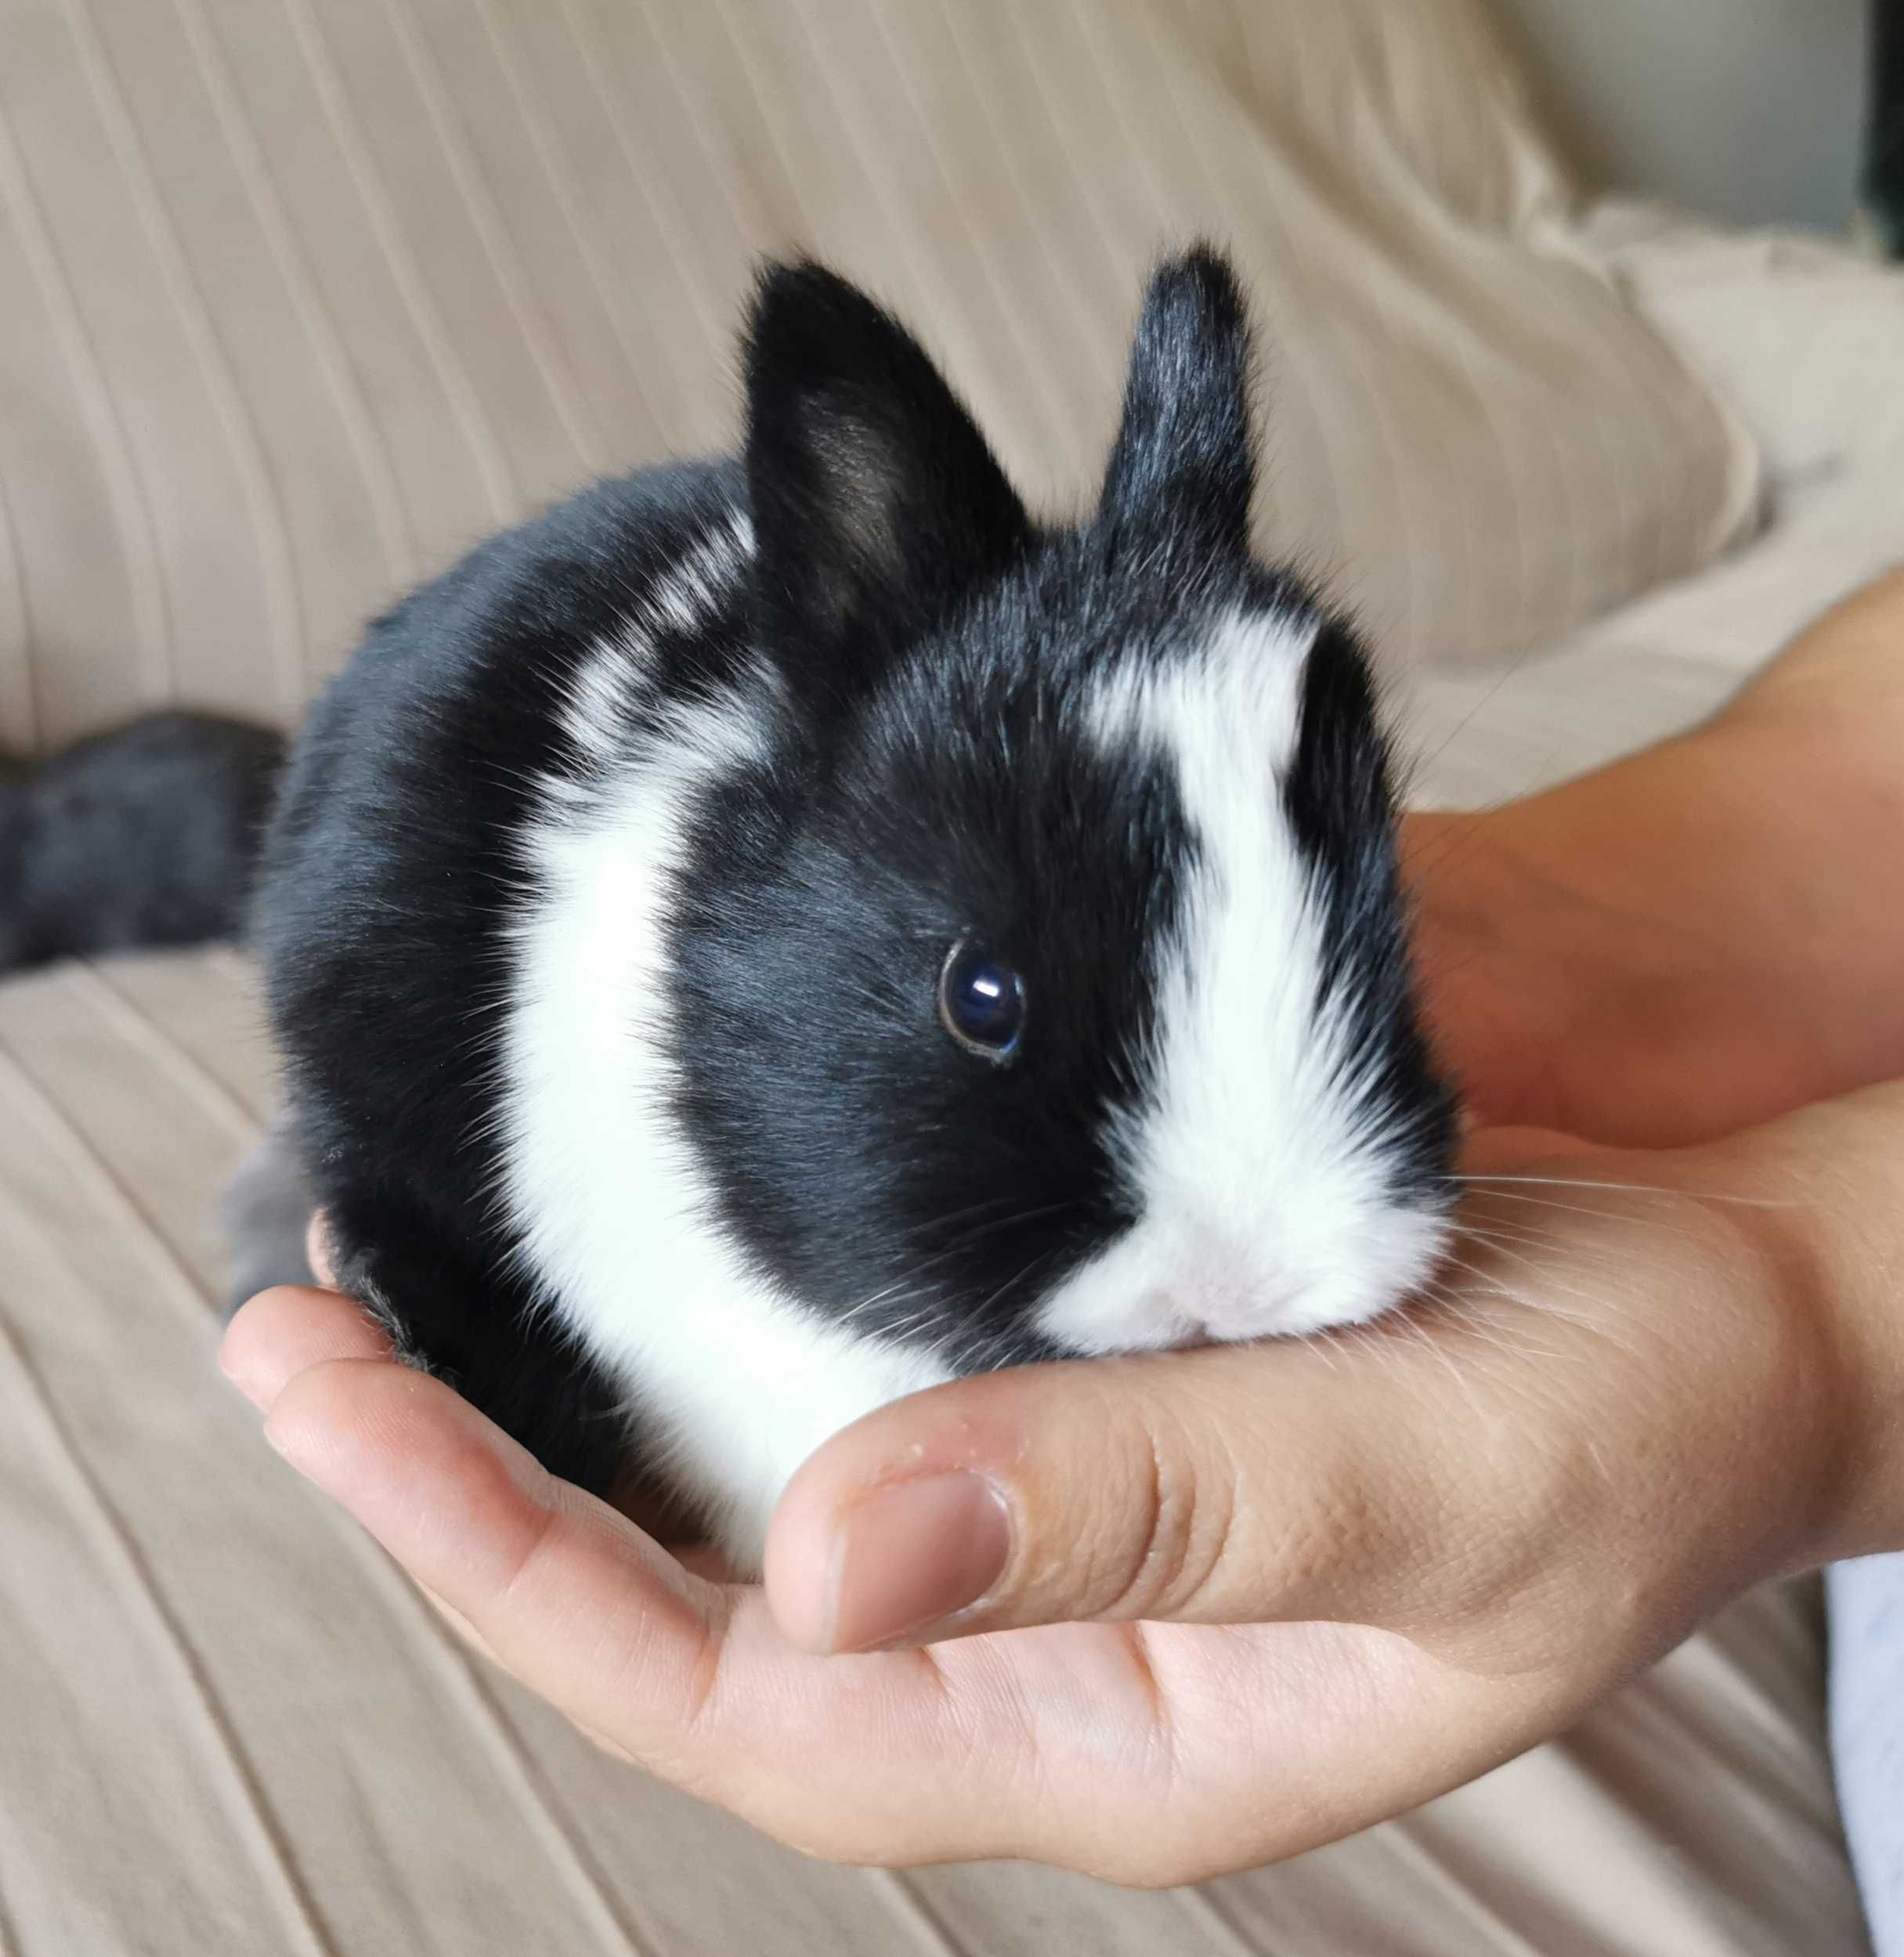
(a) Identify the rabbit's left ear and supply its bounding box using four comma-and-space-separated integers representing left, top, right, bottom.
744, 261, 1033, 691
1098, 247, 1256, 558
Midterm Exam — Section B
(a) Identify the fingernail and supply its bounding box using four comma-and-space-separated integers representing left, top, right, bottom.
823, 1473, 1012, 1653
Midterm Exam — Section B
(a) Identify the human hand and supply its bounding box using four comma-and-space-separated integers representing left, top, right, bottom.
226, 561, 1904, 1876
224, 1085, 1904, 1883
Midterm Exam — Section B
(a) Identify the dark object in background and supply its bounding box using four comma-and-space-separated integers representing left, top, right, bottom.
0, 711, 284, 977
1870, 0, 1904, 255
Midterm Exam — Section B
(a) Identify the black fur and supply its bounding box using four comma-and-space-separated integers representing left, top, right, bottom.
1284, 624, 1461, 1201
744, 259, 1035, 687
256, 462, 749, 1496
0, 712, 284, 977
255, 249, 1457, 1503
670, 533, 1205, 1377
1099, 245, 1256, 564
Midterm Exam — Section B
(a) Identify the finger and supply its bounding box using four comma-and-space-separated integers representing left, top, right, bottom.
221, 1284, 392, 1411
258, 1356, 1058, 1864
766, 1338, 1473, 1654
233, 1299, 698, 1720
263, 1359, 738, 1758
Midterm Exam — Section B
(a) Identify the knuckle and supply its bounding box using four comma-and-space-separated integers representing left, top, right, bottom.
486, 1493, 567, 1618
1084, 1403, 1237, 1621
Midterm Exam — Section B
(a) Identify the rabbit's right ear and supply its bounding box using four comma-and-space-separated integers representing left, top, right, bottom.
1098, 247, 1257, 560
743, 262, 1033, 697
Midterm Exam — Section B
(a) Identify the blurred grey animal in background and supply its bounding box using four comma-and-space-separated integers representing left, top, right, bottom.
0, 711, 284, 977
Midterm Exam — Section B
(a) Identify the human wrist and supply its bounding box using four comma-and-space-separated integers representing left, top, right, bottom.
1722, 1085, 1904, 1566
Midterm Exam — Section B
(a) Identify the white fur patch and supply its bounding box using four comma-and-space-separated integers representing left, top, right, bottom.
1037, 610, 1446, 1353
500, 515, 949, 1570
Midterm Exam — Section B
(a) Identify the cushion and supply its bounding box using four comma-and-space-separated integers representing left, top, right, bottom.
0, 0, 1758, 757
1582, 203, 1904, 486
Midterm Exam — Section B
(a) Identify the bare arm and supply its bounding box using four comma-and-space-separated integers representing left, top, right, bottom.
1407, 563, 1904, 1145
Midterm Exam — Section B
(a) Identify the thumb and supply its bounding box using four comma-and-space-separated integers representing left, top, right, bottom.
765, 1139, 1811, 1669
763, 1328, 1518, 1656
766, 1132, 1604, 1656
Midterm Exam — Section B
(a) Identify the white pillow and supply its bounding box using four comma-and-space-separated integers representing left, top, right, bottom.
1582, 203, 1904, 484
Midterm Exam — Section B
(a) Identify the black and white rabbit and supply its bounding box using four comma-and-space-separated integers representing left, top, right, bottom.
255, 249, 1458, 1569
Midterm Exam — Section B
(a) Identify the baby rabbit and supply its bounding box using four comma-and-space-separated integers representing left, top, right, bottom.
255, 249, 1458, 1569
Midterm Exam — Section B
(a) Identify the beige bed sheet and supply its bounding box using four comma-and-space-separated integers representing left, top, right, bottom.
5, 230, 1895, 1957
0, 0, 1894, 1945
0, 612, 1879, 1952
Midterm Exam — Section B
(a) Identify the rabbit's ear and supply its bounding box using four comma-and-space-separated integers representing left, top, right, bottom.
1098, 247, 1256, 559
744, 261, 1033, 694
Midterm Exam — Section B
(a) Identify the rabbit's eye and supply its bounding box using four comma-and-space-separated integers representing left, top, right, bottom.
938, 941, 1025, 1061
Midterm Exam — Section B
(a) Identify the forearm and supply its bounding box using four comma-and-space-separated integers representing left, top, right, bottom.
1406, 565, 1904, 1146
